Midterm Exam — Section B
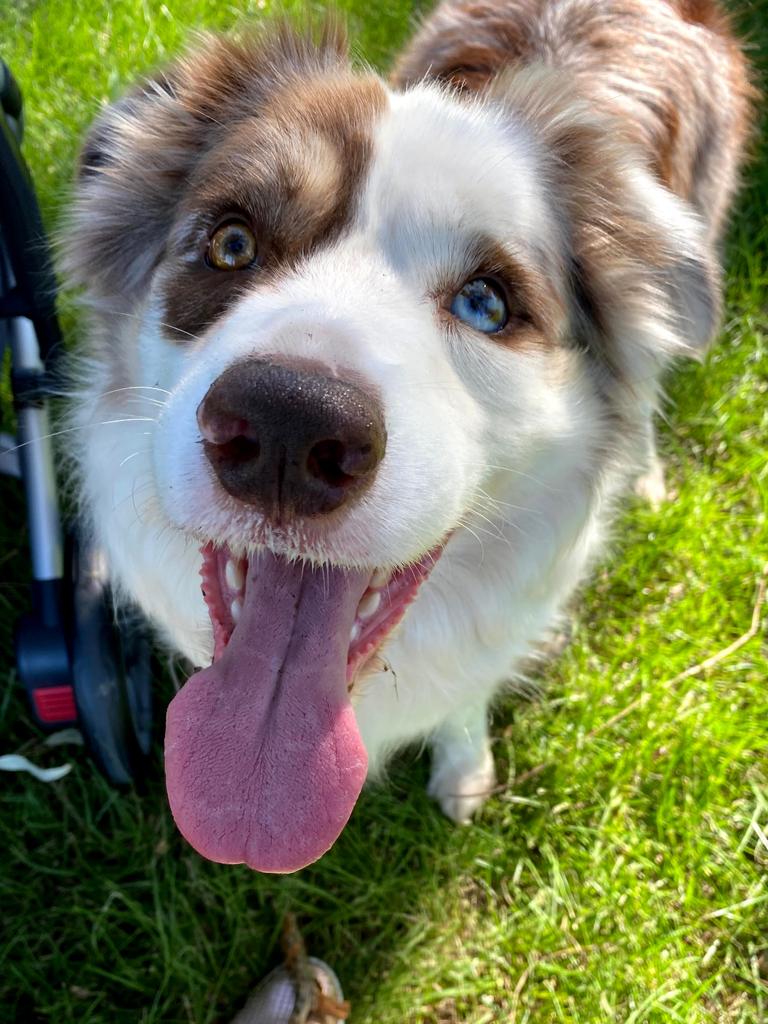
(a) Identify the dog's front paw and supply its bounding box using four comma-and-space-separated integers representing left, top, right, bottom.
634, 456, 667, 509
428, 744, 496, 824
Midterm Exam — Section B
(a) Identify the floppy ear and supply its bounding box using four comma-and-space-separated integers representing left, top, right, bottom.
655, 244, 721, 357
392, 0, 535, 94
489, 68, 722, 387
61, 21, 349, 308
565, 158, 721, 375
61, 76, 200, 306
568, 140, 721, 377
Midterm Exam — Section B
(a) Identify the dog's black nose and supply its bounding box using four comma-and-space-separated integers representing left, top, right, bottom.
197, 360, 386, 518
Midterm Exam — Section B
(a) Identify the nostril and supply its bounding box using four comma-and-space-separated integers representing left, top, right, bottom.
204, 434, 261, 467
198, 408, 254, 446
306, 437, 381, 490
342, 443, 374, 476
306, 439, 353, 489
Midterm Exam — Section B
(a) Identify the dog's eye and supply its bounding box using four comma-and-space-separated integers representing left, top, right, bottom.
450, 278, 508, 333
207, 222, 257, 271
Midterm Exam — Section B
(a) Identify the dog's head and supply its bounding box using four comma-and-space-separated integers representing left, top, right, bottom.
63, 20, 718, 871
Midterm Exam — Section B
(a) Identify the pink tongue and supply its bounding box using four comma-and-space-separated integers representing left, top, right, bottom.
165, 551, 370, 873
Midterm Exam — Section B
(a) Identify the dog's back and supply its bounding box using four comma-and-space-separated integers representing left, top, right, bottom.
395, 0, 753, 239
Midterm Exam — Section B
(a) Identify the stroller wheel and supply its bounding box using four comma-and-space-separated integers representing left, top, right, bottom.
69, 536, 153, 785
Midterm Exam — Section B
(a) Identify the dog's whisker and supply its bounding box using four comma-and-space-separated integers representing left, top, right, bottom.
131, 481, 157, 527
468, 492, 535, 538
474, 462, 555, 492
95, 384, 172, 399
474, 485, 538, 517
468, 515, 511, 545
110, 479, 156, 517
97, 306, 206, 344
2, 417, 159, 456
463, 510, 515, 548
402, 380, 466, 394
454, 517, 486, 559
124, 395, 168, 410
119, 448, 153, 469
466, 500, 531, 540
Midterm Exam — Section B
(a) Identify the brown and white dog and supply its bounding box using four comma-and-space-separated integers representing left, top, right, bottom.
62, 0, 751, 872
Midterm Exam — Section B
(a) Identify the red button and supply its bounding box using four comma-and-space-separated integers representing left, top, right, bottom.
33, 686, 77, 724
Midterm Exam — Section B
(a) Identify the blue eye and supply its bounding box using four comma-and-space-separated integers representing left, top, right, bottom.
450, 278, 508, 333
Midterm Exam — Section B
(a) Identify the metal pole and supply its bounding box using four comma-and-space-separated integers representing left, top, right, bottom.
9, 315, 64, 581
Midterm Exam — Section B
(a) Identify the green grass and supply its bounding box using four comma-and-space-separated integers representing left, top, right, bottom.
1, 0, 767, 1021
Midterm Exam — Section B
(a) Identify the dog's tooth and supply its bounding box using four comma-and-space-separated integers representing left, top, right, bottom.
370, 568, 389, 589
358, 591, 381, 619
225, 559, 245, 593
230, 597, 242, 623
350, 622, 361, 644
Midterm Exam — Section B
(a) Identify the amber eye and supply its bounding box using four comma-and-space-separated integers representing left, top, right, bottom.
207, 221, 257, 271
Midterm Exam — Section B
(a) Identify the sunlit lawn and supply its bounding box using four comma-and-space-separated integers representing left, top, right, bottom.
1, 1, 766, 1020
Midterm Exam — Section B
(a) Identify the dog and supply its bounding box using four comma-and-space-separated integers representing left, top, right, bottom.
61, 0, 751, 873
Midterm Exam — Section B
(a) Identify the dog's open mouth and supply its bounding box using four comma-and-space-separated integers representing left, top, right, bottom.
164, 542, 441, 873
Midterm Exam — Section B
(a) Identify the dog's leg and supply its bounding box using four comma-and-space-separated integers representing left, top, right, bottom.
428, 703, 496, 824
634, 417, 667, 509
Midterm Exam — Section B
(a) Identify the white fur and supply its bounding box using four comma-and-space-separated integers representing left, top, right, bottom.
70, 78, 710, 823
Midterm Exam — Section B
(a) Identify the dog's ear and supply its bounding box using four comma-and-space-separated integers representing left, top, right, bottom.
563, 157, 721, 377
392, 1, 531, 94
659, 250, 721, 356
578, 157, 720, 381
61, 20, 348, 308
494, 68, 721, 384
62, 75, 196, 306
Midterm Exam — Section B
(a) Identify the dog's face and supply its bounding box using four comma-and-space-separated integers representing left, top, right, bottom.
64, 25, 717, 871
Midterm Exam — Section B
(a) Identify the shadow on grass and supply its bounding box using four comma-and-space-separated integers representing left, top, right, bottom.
2, 676, 549, 1022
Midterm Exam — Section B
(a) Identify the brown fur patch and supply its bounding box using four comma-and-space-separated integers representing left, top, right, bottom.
488, 66, 721, 375
61, 17, 384, 342
393, 0, 754, 240
161, 73, 385, 341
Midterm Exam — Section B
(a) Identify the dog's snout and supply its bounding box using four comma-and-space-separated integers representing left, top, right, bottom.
197, 360, 386, 518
